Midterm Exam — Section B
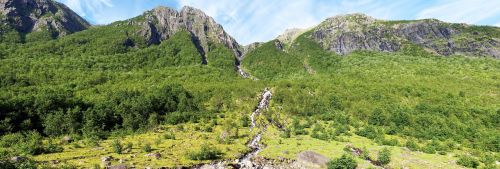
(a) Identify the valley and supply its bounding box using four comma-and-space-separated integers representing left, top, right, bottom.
0, 0, 499, 169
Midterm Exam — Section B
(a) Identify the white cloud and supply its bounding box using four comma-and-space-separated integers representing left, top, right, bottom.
58, 0, 113, 23
417, 0, 500, 24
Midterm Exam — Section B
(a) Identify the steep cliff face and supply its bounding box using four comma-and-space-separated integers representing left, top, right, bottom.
308, 13, 500, 58
136, 6, 242, 58
0, 0, 90, 38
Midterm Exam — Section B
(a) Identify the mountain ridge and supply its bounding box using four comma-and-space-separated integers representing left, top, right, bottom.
0, 0, 90, 41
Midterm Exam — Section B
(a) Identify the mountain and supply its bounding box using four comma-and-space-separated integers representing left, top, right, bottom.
0, 3, 499, 169
307, 13, 500, 58
132, 6, 242, 58
0, 0, 90, 42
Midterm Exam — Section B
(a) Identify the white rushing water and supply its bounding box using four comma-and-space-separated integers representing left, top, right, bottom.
237, 88, 272, 169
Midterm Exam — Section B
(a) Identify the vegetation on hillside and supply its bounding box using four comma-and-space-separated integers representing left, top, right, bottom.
0, 15, 499, 168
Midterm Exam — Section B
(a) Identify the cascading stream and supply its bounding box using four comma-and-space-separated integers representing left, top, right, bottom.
236, 88, 272, 169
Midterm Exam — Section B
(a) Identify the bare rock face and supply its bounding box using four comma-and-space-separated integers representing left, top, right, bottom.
277, 28, 307, 45
137, 6, 242, 58
0, 0, 90, 37
311, 14, 400, 55
310, 13, 500, 58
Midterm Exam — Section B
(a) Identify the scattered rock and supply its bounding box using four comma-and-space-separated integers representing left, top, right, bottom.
92, 147, 104, 151
145, 153, 161, 159
101, 156, 113, 167
61, 135, 73, 144
296, 151, 329, 168
274, 40, 284, 50
10, 156, 25, 163
108, 164, 128, 169
118, 159, 126, 164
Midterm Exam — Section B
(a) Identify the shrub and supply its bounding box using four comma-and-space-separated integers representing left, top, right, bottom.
378, 148, 391, 165
124, 142, 133, 152
280, 129, 291, 138
355, 126, 380, 139
327, 154, 357, 169
240, 115, 250, 127
405, 139, 419, 151
381, 138, 399, 146
111, 140, 123, 154
421, 144, 436, 154
457, 155, 479, 168
142, 143, 152, 153
45, 140, 64, 154
187, 144, 223, 160
163, 132, 176, 140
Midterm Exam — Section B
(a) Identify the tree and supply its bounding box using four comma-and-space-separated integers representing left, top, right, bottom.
327, 154, 357, 169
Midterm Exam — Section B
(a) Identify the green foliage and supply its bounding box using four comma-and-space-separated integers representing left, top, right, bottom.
240, 115, 250, 127
378, 148, 391, 165
111, 140, 123, 154
243, 40, 306, 79
0, 131, 62, 156
142, 143, 152, 153
187, 144, 223, 160
163, 132, 176, 140
0, 157, 37, 169
405, 139, 420, 151
457, 155, 480, 168
327, 154, 357, 169
355, 126, 381, 140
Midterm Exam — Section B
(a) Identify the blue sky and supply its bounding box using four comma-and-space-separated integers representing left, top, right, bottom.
56, 0, 500, 45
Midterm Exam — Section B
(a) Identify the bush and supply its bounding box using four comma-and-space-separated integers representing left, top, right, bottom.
421, 144, 436, 154
457, 155, 479, 168
111, 140, 123, 154
327, 154, 357, 169
187, 144, 223, 160
163, 132, 176, 140
240, 115, 250, 127
405, 139, 419, 151
355, 126, 380, 139
45, 140, 64, 154
142, 143, 152, 153
381, 138, 399, 146
378, 148, 391, 165
124, 142, 133, 152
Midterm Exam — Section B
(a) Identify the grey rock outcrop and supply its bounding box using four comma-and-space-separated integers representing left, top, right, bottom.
311, 14, 400, 55
0, 0, 90, 37
309, 13, 500, 58
136, 6, 242, 58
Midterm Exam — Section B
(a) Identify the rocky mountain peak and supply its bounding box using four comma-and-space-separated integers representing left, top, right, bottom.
276, 28, 308, 45
138, 6, 242, 59
0, 0, 90, 37
309, 14, 500, 58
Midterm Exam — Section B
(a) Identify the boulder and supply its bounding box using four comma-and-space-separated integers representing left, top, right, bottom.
296, 151, 329, 168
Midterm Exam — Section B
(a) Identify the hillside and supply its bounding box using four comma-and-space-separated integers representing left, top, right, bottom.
0, 1, 499, 169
